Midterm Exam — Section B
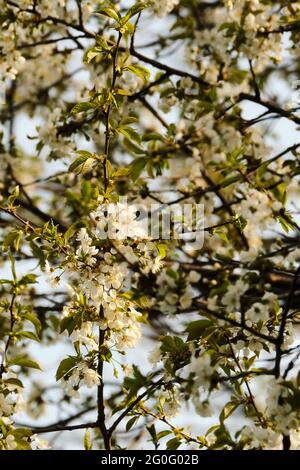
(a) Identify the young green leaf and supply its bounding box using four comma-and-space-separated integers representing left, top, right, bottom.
9, 355, 42, 370
125, 64, 150, 82
128, 157, 148, 181
123, 2, 150, 23
118, 126, 141, 144
71, 102, 96, 114
56, 356, 79, 381
96, 7, 120, 22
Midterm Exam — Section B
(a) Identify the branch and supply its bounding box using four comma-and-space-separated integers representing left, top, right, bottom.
227, 337, 265, 425
196, 301, 278, 344
28, 422, 98, 434
137, 96, 168, 129
17, 35, 86, 49
109, 379, 163, 435
274, 265, 300, 378
129, 47, 209, 88
239, 93, 300, 126
16, 406, 96, 434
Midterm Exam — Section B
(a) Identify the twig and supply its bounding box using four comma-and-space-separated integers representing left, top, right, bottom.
274, 266, 300, 378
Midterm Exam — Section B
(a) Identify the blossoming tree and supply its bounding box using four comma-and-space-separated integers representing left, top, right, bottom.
0, 0, 300, 451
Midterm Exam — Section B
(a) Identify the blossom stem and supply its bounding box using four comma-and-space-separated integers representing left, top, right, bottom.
274, 265, 300, 378
227, 337, 265, 426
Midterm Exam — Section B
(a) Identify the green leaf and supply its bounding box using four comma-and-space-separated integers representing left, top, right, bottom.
99, 345, 112, 362
8, 185, 19, 205
216, 230, 229, 243
146, 424, 157, 442
30, 242, 46, 265
16, 331, 40, 342
255, 161, 268, 181
115, 88, 130, 96
209, 424, 234, 449
123, 3, 150, 22
84, 48, 100, 63
64, 222, 78, 243
76, 150, 95, 159
125, 64, 150, 82
219, 401, 240, 424
205, 424, 220, 437
143, 132, 164, 142
9, 355, 41, 370
4, 378, 24, 388
13, 428, 33, 439
123, 365, 146, 399
82, 158, 96, 174
0, 279, 13, 285
154, 242, 168, 259
273, 182, 288, 206
36, 140, 44, 155
81, 179, 93, 199
123, 137, 146, 155
60, 315, 81, 335
221, 174, 241, 188
14, 439, 32, 450
128, 157, 147, 181
160, 335, 185, 354
234, 214, 247, 231
3, 231, 23, 252
95, 37, 110, 50
120, 116, 138, 126
126, 416, 139, 432
118, 126, 141, 144
56, 356, 79, 381
156, 430, 172, 440
84, 45, 109, 63
96, 7, 120, 22
277, 215, 290, 233
19, 273, 38, 286
166, 437, 181, 450
71, 102, 96, 114
113, 167, 130, 178
23, 312, 42, 336
218, 21, 239, 34
228, 147, 244, 163
69, 152, 95, 173
185, 319, 214, 341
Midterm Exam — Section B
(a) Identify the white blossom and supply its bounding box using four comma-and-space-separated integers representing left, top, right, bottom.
151, 0, 180, 18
